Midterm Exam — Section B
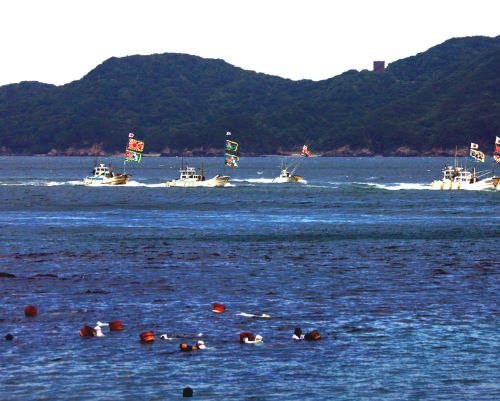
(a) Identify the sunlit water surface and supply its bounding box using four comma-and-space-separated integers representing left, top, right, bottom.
0, 156, 499, 400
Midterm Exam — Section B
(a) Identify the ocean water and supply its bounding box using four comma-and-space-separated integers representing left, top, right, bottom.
0, 156, 498, 401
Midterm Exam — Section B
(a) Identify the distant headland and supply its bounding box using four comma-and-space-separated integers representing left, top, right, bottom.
1, 35, 499, 156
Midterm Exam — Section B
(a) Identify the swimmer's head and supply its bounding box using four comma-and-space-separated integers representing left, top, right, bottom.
180, 343, 191, 351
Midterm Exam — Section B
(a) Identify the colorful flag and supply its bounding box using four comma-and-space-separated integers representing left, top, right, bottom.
125, 150, 142, 163
470, 148, 485, 162
225, 140, 239, 152
128, 138, 145, 153
495, 144, 500, 165
225, 153, 239, 168
470, 142, 478, 149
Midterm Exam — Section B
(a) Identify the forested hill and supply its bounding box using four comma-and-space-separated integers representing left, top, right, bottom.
0, 35, 499, 156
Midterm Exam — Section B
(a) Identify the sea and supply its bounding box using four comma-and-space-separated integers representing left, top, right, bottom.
0, 156, 498, 401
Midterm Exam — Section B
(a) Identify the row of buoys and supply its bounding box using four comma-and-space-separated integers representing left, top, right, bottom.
5, 303, 321, 398
6, 304, 322, 344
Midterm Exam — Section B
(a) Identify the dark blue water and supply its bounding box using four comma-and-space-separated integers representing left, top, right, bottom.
0, 156, 499, 400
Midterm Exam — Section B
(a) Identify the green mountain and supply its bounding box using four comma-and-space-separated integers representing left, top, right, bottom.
1, 35, 499, 155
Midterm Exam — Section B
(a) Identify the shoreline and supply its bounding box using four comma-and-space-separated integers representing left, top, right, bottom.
0, 150, 473, 158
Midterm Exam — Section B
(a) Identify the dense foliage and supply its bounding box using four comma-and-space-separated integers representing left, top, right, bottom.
0, 35, 499, 155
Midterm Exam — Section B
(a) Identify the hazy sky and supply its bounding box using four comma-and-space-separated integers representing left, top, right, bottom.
1, 0, 498, 86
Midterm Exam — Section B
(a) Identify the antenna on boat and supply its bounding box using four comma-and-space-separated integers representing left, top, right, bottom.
492, 137, 498, 176
123, 135, 127, 174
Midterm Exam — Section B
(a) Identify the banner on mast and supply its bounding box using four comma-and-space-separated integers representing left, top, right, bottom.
125, 150, 142, 163
470, 148, 485, 162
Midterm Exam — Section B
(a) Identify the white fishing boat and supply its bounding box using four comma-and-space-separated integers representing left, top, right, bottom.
272, 154, 304, 183
166, 132, 237, 188
165, 164, 229, 187
272, 145, 311, 183
431, 165, 483, 190
272, 167, 302, 183
83, 163, 129, 185
431, 141, 497, 190
83, 133, 145, 186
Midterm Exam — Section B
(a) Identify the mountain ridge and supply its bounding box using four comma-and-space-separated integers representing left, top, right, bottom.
1, 35, 499, 156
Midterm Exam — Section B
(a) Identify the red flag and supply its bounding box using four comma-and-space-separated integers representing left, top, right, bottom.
128, 138, 145, 153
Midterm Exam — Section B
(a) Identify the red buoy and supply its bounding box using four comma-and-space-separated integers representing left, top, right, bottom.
80, 326, 95, 337
212, 303, 226, 313
109, 320, 123, 331
24, 305, 38, 317
140, 331, 155, 343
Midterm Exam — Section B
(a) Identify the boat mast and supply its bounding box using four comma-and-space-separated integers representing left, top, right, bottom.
123, 135, 127, 174
492, 138, 497, 176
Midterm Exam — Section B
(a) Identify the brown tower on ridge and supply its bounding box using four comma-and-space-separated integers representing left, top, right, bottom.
373, 61, 385, 72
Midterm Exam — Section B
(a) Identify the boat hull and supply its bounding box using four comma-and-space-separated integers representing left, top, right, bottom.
431, 178, 497, 190
83, 174, 129, 185
272, 175, 302, 183
166, 175, 230, 187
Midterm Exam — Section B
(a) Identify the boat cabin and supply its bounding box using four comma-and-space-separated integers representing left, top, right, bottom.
178, 166, 205, 181
441, 166, 475, 184
92, 164, 114, 178
280, 169, 291, 178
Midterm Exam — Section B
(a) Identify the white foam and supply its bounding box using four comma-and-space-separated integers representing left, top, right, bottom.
232, 178, 275, 184
369, 182, 498, 191
125, 181, 165, 188
232, 178, 308, 184
368, 183, 432, 191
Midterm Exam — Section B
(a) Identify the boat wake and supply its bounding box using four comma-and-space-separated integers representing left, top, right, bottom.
0, 180, 168, 187
0, 180, 84, 186
233, 178, 275, 184
362, 182, 497, 191
125, 181, 165, 188
232, 178, 308, 185
364, 183, 432, 191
